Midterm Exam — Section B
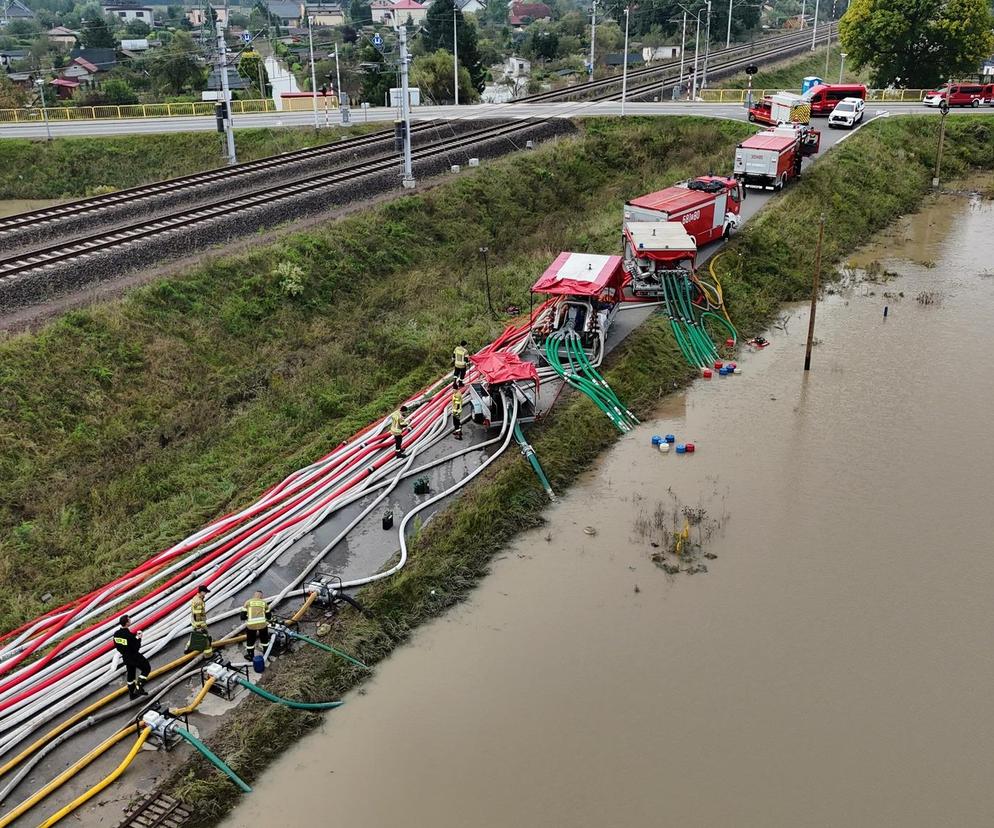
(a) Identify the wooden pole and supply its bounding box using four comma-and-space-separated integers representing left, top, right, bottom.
803, 214, 825, 371
932, 107, 947, 188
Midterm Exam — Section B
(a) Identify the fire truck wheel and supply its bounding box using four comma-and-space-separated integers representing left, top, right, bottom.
748, 112, 755, 122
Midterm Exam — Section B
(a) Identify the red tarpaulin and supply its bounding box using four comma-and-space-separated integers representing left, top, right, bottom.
470, 351, 540, 388
531, 252, 625, 297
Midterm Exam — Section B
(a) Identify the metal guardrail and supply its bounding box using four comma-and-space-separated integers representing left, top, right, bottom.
697, 88, 928, 103
0, 97, 278, 123
0, 88, 931, 123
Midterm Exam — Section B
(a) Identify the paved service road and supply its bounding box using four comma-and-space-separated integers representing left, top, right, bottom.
2, 100, 985, 140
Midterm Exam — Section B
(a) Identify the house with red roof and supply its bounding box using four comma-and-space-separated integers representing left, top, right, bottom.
509, 1, 551, 26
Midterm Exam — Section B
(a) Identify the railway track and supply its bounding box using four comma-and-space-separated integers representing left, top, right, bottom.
0, 25, 835, 292
0, 120, 545, 283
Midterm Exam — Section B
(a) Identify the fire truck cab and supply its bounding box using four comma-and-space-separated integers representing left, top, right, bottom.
623, 176, 743, 247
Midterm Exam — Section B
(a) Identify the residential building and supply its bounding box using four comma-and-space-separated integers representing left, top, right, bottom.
69, 46, 118, 71
0, 49, 29, 69
185, 6, 228, 26
206, 66, 251, 91
62, 55, 101, 82
50, 77, 81, 99
503, 55, 530, 77
304, 3, 345, 25
508, 1, 550, 25
0, 0, 35, 24
267, 0, 303, 25
101, 2, 154, 22
605, 52, 643, 67
455, 0, 486, 13
47, 26, 81, 47
371, 0, 426, 28
643, 45, 680, 61
120, 38, 151, 51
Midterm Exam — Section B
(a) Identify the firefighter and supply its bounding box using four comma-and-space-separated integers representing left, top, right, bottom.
112, 615, 150, 700
451, 388, 464, 440
184, 584, 213, 656
389, 405, 409, 458
452, 340, 469, 388
241, 590, 272, 661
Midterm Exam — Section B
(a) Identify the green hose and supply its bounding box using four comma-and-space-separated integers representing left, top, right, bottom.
236, 678, 345, 710
549, 336, 628, 431
513, 423, 555, 499
174, 727, 252, 793
289, 630, 368, 669
566, 336, 638, 426
700, 310, 738, 346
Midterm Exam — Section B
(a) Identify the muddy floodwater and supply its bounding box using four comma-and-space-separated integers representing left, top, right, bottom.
221, 192, 994, 827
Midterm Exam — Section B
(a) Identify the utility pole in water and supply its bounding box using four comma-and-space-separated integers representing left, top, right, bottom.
804, 214, 826, 371
932, 99, 949, 188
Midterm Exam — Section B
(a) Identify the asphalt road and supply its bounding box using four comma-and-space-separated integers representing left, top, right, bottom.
3, 100, 987, 140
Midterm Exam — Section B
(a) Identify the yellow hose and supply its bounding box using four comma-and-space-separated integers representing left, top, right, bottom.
171, 676, 216, 716
291, 592, 316, 622
708, 252, 735, 327
34, 727, 152, 828
0, 726, 137, 828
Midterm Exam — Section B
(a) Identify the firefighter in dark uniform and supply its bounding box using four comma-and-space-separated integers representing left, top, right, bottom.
112, 615, 150, 700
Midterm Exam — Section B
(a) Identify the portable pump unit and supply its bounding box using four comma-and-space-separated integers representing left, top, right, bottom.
139, 705, 188, 750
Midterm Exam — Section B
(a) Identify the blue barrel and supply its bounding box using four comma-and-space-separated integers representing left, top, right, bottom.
253, 654, 266, 673
665, 434, 676, 444
652, 435, 663, 446
676, 444, 686, 454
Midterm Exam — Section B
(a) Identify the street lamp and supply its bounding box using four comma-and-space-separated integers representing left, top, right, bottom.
36, 78, 51, 142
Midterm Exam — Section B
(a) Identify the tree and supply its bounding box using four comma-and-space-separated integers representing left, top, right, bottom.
148, 31, 206, 95
839, 0, 994, 87
410, 48, 479, 102
349, 0, 372, 21
0, 73, 27, 109
342, 24, 359, 42
523, 26, 559, 60
80, 17, 117, 48
421, 0, 486, 91
482, 0, 509, 24
125, 18, 151, 36
101, 78, 139, 103
357, 42, 395, 103
238, 49, 268, 95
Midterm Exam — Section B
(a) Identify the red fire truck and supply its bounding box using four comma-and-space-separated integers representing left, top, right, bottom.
733, 125, 820, 190
622, 176, 744, 246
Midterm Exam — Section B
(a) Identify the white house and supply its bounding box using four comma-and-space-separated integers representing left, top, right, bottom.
185, 6, 229, 26
456, 0, 486, 13
101, 3, 153, 22
643, 45, 680, 62
372, 0, 426, 28
503, 55, 530, 78
304, 3, 345, 25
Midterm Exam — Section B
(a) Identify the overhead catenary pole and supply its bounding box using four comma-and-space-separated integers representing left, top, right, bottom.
308, 16, 319, 128
588, 0, 596, 82
810, 0, 819, 49
216, 22, 237, 164
701, 0, 711, 89
674, 7, 686, 99
620, 5, 630, 115
453, 4, 459, 105
335, 42, 348, 122
725, 0, 732, 48
399, 24, 415, 188
803, 214, 825, 371
691, 9, 700, 98
799, 0, 805, 28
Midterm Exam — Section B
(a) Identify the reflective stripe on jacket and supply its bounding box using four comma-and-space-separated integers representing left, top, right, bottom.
191, 596, 208, 629
453, 346, 468, 367
244, 598, 270, 630
389, 409, 406, 436
451, 392, 464, 416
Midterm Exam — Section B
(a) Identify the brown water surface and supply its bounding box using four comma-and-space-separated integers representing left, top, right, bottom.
221, 193, 994, 828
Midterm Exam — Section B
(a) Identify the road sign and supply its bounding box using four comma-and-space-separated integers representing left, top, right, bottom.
241, 31, 252, 43
372, 33, 383, 48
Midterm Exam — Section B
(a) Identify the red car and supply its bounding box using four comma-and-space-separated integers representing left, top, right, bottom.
802, 83, 868, 114
923, 83, 992, 107
747, 96, 776, 124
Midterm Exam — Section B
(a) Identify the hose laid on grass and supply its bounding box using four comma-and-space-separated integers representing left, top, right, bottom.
545, 336, 627, 432
287, 630, 368, 670
174, 727, 252, 793
512, 423, 555, 501
235, 677, 343, 712
565, 335, 639, 427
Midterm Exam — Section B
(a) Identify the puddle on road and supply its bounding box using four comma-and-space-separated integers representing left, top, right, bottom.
219, 193, 994, 828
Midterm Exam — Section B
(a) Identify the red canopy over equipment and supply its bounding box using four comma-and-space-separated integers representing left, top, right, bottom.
531, 253, 625, 298
470, 351, 540, 388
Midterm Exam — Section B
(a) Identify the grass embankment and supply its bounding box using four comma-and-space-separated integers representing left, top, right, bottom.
0, 117, 753, 633
715, 44, 867, 91
161, 115, 994, 824
0, 124, 384, 199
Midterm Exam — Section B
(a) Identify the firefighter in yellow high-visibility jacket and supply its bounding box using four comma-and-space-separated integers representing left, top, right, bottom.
184, 584, 213, 656
242, 590, 273, 661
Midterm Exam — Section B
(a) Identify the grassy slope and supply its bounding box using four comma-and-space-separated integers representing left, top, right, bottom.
0, 124, 384, 199
0, 117, 753, 632
166, 114, 994, 825
714, 44, 867, 91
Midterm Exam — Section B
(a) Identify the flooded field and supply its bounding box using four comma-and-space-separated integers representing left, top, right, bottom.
221, 192, 994, 827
